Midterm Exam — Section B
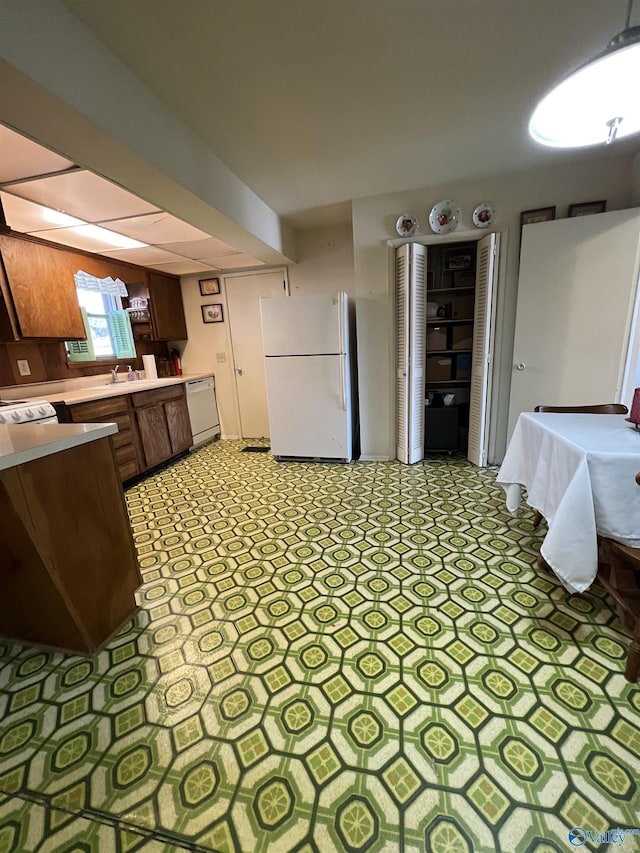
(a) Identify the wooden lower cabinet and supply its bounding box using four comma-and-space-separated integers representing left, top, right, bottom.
0, 436, 141, 654
165, 397, 193, 454
57, 384, 193, 483
58, 395, 142, 482
132, 385, 193, 469
135, 403, 173, 469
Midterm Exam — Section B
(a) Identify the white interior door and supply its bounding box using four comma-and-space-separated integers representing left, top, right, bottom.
507, 209, 640, 439
395, 243, 426, 464
468, 232, 500, 467
225, 270, 288, 439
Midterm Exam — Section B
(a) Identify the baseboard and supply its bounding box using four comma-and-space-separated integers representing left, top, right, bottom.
358, 455, 391, 462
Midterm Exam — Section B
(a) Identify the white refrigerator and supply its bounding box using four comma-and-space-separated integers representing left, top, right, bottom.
260, 291, 358, 461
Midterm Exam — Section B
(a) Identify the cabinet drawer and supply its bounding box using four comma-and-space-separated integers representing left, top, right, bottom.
111, 426, 134, 449
69, 396, 130, 421
118, 458, 140, 482
114, 443, 138, 466
131, 384, 185, 408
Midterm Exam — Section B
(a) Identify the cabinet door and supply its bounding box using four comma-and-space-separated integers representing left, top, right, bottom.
135, 404, 172, 469
165, 397, 193, 454
0, 235, 85, 339
149, 272, 187, 340
395, 243, 426, 464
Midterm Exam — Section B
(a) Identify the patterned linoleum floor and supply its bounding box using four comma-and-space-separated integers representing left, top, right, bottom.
1, 439, 640, 853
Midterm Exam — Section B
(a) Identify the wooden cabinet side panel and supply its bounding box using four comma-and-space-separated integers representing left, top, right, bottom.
135, 404, 173, 468
149, 272, 187, 340
17, 439, 141, 649
0, 252, 20, 341
165, 395, 193, 454
0, 469, 88, 650
0, 236, 85, 339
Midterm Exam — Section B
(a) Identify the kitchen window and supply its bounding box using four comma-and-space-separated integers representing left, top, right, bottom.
66, 271, 136, 362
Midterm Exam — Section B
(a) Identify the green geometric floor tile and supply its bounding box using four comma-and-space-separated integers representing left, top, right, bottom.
1, 441, 639, 851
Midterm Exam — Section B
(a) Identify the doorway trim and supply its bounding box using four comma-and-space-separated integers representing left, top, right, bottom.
222, 266, 289, 439
387, 226, 509, 465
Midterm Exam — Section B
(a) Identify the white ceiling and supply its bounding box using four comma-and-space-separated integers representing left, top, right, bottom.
0, 125, 265, 273
57, 0, 639, 221
1, 0, 638, 265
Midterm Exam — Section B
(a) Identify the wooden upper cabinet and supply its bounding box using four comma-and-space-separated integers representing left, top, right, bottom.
148, 272, 187, 340
0, 235, 85, 340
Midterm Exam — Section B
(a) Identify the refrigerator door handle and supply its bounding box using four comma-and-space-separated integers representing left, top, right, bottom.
338, 294, 345, 355
339, 353, 347, 411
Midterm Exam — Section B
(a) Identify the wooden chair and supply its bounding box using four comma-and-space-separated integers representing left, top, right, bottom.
532, 403, 629, 529
597, 472, 640, 682
534, 404, 628, 415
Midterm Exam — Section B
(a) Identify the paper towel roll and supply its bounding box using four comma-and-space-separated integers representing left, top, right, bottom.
142, 354, 157, 380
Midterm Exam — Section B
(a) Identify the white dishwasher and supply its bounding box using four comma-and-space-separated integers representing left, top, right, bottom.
185, 376, 220, 448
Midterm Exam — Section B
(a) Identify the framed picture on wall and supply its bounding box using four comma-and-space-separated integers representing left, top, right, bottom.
520, 206, 556, 228
199, 277, 220, 296
202, 303, 224, 323
568, 200, 607, 217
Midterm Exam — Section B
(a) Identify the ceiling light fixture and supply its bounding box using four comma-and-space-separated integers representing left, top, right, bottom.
529, 0, 640, 148
70, 224, 148, 250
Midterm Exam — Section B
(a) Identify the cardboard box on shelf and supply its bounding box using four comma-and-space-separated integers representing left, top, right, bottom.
452, 325, 473, 350
452, 295, 475, 320
427, 356, 453, 381
452, 269, 475, 288
426, 327, 447, 351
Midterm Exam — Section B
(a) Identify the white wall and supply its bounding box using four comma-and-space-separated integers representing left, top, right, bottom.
288, 225, 355, 297
178, 224, 355, 438
175, 273, 242, 438
353, 152, 638, 462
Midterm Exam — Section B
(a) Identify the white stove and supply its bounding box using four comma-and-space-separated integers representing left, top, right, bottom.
0, 399, 58, 425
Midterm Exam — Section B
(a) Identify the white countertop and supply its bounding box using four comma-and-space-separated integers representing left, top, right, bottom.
0, 422, 117, 471
30, 373, 213, 407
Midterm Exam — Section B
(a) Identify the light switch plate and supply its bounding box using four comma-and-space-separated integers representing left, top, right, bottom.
216, 352, 226, 363
17, 359, 31, 376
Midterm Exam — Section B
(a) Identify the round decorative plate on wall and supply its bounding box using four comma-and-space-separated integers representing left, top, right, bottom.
428, 200, 461, 234
396, 214, 418, 237
472, 202, 496, 229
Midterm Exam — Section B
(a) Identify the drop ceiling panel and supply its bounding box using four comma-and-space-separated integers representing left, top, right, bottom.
206, 253, 264, 269
160, 236, 240, 259
7, 171, 160, 222
29, 225, 142, 254
0, 192, 83, 233
100, 212, 210, 244
101, 245, 190, 265
147, 259, 214, 275
0, 125, 75, 183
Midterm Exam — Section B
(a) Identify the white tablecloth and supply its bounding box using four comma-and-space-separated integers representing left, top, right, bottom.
496, 413, 640, 593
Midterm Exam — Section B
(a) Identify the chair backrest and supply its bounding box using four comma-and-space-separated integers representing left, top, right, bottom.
534, 403, 628, 415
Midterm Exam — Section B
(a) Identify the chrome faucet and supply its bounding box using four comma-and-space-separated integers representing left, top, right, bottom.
110, 365, 120, 384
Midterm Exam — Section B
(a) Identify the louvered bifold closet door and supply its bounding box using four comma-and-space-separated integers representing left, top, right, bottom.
396, 243, 426, 464
467, 232, 499, 467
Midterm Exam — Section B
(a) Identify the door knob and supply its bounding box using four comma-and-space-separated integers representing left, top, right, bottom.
515, 362, 526, 371
235, 367, 243, 376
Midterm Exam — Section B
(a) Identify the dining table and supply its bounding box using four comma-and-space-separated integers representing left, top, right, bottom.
496, 412, 640, 593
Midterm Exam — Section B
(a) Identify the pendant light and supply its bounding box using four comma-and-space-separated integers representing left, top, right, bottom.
529, 0, 640, 148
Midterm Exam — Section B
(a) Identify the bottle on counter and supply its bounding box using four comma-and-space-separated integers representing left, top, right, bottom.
127, 365, 135, 381
171, 349, 183, 376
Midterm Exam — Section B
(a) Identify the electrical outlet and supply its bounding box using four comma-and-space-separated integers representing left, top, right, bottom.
216, 352, 227, 363
17, 359, 31, 377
